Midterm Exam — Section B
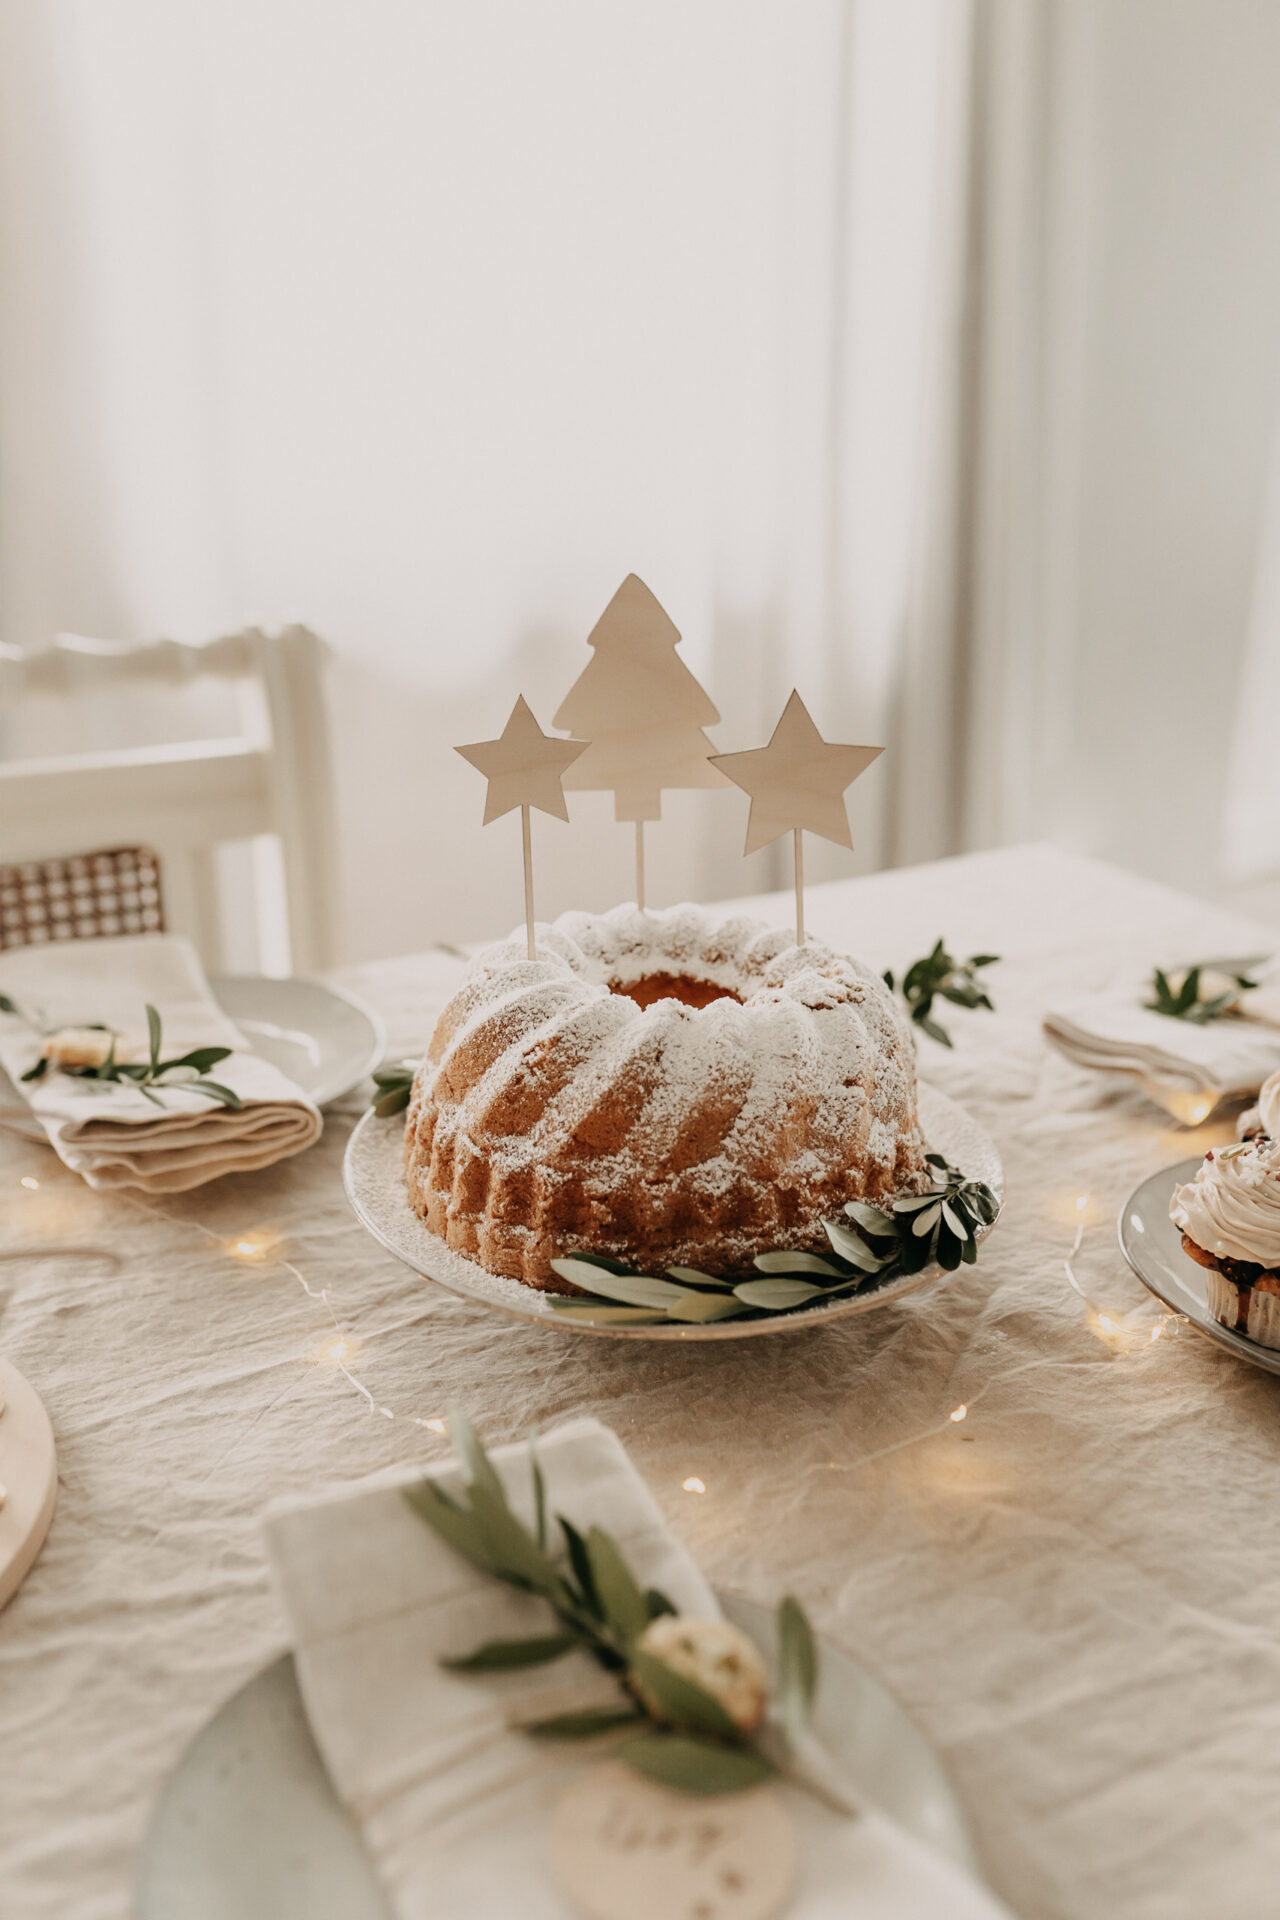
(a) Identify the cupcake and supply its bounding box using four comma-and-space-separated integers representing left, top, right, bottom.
1238, 1065, 1280, 1143
1171, 1134, 1280, 1347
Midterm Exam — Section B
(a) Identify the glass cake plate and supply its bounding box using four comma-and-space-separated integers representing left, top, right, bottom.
342, 1083, 1003, 1342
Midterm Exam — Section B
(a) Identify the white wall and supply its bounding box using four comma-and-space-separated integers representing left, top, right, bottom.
1036, 0, 1280, 896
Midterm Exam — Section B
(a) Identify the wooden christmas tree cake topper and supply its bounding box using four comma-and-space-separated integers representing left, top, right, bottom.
710, 690, 882, 947
456, 697, 588, 960
554, 574, 727, 909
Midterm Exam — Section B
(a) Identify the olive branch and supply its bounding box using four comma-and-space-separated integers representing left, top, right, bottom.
407, 1411, 818, 1796
17, 1002, 242, 1110
544, 1154, 999, 1327
883, 939, 999, 1048
1146, 962, 1258, 1026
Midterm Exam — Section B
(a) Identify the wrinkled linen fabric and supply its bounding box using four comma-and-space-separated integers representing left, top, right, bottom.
265, 1417, 1014, 1919
0, 935, 322, 1189
5, 848, 1280, 1920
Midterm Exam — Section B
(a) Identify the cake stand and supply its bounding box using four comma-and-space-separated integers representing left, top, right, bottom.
343, 1084, 1003, 1342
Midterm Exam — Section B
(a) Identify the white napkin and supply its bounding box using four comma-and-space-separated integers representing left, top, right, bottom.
0, 934, 322, 1190
265, 1418, 1014, 1920
1043, 976, 1280, 1105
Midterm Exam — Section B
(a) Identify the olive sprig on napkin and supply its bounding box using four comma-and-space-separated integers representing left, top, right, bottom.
884, 939, 999, 1048
18, 1003, 243, 1110
1145, 962, 1258, 1026
408, 1410, 818, 1796
546, 1153, 999, 1326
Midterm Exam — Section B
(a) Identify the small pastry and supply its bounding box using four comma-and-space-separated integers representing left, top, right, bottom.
631, 1616, 769, 1736
1171, 1136, 1280, 1347
41, 1026, 120, 1070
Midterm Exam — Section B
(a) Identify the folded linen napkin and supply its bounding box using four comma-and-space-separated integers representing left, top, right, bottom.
265, 1418, 1013, 1920
0, 934, 322, 1190
1044, 976, 1280, 1110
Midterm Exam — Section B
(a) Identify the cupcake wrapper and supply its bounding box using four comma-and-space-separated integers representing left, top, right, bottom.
1205, 1269, 1241, 1330
1247, 1289, 1280, 1350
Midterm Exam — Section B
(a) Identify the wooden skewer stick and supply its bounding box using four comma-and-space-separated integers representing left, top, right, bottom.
794, 827, 805, 947
635, 820, 646, 912
521, 804, 535, 960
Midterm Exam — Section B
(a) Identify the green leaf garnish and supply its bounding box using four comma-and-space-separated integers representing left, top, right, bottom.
542, 1155, 999, 1328
1145, 960, 1258, 1025
442, 1633, 579, 1672
404, 1414, 822, 1799
777, 1595, 818, 1747
617, 1734, 776, 1796
885, 940, 998, 1046
524, 1708, 643, 1740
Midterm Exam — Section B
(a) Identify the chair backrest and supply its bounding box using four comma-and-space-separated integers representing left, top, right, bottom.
0, 626, 337, 974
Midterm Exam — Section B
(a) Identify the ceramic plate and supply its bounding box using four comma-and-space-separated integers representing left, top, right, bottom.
136, 1591, 983, 1920
209, 976, 384, 1108
342, 1083, 1003, 1341
1119, 1156, 1280, 1376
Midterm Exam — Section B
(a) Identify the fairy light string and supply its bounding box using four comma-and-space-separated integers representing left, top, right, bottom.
12, 1161, 1183, 1475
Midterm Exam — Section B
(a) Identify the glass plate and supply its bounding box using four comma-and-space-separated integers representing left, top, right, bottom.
209, 976, 385, 1108
343, 1083, 1003, 1342
135, 1591, 983, 1920
1119, 1155, 1280, 1376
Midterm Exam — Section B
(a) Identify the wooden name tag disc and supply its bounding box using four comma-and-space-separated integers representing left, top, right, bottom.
0, 1357, 57, 1611
551, 1759, 796, 1920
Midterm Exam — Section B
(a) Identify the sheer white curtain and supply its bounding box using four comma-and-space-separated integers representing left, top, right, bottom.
0, 0, 973, 960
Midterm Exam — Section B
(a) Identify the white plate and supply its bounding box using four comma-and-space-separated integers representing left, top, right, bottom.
343, 1084, 1003, 1341
209, 975, 384, 1108
136, 1591, 983, 1920
1119, 1156, 1280, 1376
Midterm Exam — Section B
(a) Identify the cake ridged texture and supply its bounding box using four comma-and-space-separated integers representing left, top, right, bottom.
404, 904, 929, 1286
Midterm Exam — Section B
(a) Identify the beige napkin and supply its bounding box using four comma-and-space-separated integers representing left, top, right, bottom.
264, 1418, 1014, 1920
1043, 976, 1280, 1108
0, 935, 322, 1191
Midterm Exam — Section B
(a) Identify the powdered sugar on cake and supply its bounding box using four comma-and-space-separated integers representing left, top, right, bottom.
403, 903, 929, 1286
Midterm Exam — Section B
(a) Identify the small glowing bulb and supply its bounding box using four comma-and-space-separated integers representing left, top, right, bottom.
1097, 1314, 1119, 1333
20, 1176, 39, 1191
322, 1337, 351, 1363
682, 1476, 707, 1494
424, 1418, 446, 1434
1075, 1194, 1089, 1214
950, 1404, 968, 1423
228, 1230, 277, 1262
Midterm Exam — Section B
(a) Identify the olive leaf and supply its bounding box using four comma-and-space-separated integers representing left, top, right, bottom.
618, 1733, 776, 1796
370, 1063, 416, 1116
777, 1595, 818, 1747
524, 1708, 644, 1740
884, 940, 998, 1047
442, 1634, 579, 1672
1146, 960, 1258, 1025
628, 1650, 741, 1741
585, 1527, 651, 1646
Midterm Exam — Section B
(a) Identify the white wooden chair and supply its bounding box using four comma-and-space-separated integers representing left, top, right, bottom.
0, 626, 337, 974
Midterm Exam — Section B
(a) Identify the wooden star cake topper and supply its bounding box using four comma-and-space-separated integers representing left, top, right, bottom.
711, 690, 882, 945
554, 574, 726, 909
457, 697, 588, 958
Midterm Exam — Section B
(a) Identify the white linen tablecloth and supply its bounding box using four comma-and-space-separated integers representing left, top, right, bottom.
3, 845, 1280, 1920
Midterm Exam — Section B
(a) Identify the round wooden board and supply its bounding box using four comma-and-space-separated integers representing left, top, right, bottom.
0, 1357, 57, 1610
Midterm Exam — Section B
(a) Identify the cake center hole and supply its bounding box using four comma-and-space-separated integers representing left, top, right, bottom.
610, 972, 743, 1011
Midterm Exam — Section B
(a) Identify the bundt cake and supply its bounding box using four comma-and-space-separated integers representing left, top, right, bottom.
403, 904, 929, 1286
